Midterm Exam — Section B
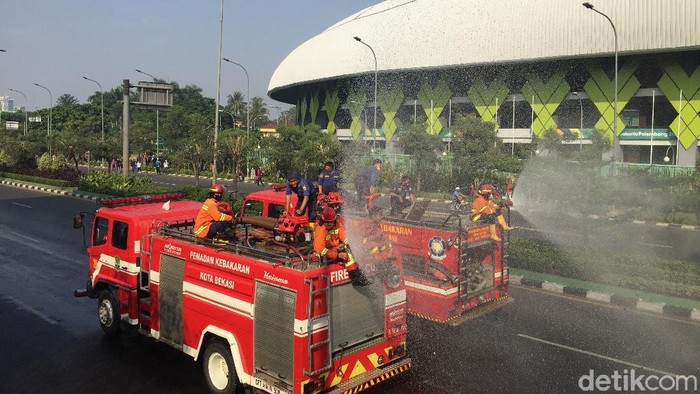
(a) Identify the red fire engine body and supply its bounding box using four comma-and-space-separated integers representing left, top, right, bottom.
74, 193, 410, 394
242, 186, 510, 326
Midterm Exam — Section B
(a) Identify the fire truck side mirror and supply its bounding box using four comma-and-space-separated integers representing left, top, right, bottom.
73, 213, 84, 229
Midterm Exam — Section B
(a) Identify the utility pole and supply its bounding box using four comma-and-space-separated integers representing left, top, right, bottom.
122, 79, 130, 177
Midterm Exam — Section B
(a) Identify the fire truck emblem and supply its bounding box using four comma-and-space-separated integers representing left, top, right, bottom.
428, 236, 446, 261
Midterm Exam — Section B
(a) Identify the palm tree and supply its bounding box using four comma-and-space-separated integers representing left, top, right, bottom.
56, 94, 79, 106
249, 97, 268, 129
226, 91, 246, 121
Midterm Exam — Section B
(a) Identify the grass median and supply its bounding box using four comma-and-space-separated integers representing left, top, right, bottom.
508, 236, 700, 301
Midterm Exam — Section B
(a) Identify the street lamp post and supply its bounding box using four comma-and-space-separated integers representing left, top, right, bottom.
354, 36, 378, 152
663, 146, 675, 164
135, 69, 162, 161
33, 83, 52, 137
8, 88, 28, 136
583, 2, 620, 162
269, 105, 282, 125
223, 58, 251, 177
82, 76, 104, 141
222, 58, 250, 139
220, 110, 235, 126
573, 92, 583, 151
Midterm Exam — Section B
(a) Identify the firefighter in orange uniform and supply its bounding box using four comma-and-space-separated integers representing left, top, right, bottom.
471, 184, 514, 241
194, 184, 235, 239
314, 207, 371, 286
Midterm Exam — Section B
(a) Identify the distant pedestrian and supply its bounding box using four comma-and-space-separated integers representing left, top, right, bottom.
155, 159, 162, 174
163, 160, 169, 173
136, 160, 142, 172
255, 167, 263, 186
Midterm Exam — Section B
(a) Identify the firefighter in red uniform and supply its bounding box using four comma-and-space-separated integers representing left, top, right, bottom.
194, 184, 235, 239
314, 207, 371, 286
471, 184, 513, 241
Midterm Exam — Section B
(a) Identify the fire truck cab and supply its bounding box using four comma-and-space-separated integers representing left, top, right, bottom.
74, 193, 410, 394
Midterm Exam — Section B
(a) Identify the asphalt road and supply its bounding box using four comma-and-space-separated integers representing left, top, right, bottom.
1, 184, 698, 393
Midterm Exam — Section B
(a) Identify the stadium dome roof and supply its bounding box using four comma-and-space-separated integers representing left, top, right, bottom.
268, 0, 699, 103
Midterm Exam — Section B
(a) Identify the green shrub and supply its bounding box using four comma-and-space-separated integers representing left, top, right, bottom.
508, 236, 700, 300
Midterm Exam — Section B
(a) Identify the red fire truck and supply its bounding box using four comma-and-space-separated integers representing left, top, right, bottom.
242, 186, 510, 326
73, 193, 410, 394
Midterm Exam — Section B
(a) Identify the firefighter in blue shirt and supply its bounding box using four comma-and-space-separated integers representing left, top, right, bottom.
285, 171, 318, 224
389, 175, 415, 215
318, 161, 341, 195
354, 159, 382, 208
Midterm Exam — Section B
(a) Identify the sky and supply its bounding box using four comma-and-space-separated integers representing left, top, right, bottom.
0, 0, 379, 112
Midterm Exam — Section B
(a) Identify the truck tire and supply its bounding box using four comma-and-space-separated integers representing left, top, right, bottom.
203, 340, 240, 394
97, 289, 120, 337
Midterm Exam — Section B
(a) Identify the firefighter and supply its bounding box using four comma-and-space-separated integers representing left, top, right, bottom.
285, 171, 318, 226
318, 161, 341, 195
471, 183, 514, 241
362, 206, 392, 256
194, 184, 235, 239
314, 207, 371, 286
354, 159, 382, 209
389, 175, 415, 215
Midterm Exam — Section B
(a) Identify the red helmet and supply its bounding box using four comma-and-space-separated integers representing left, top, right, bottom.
479, 184, 493, 195
210, 184, 224, 194
321, 206, 337, 222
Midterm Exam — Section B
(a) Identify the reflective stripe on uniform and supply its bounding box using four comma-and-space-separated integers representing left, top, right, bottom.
194, 225, 209, 235
321, 248, 328, 256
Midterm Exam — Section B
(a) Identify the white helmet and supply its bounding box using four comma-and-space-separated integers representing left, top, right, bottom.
455, 186, 460, 190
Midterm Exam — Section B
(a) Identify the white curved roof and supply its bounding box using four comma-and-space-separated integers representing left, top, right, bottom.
268, 0, 699, 101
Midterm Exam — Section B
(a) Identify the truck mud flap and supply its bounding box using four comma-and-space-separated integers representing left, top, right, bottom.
328, 357, 411, 394
446, 296, 514, 327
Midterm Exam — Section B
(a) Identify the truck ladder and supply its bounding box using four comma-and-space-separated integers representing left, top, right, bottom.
138, 233, 155, 330
457, 219, 496, 300
303, 275, 332, 376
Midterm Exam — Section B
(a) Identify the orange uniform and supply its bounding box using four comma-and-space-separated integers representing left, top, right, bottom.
471, 194, 498, 218
194, 198, 234, 238
313, 223, 349, 261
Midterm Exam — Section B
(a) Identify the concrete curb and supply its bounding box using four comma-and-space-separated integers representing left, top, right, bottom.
510, 274, 700, 322
0, 179, 103, 201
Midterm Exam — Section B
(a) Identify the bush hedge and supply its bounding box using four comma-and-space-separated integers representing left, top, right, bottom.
508, 236, 700, 300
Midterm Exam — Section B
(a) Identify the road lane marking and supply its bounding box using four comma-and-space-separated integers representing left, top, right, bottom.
11, 202, 32, 208
517, 334, 678, 377
1, 295, 59, 326
636, 241, 672, 248
10, 231, 41, 243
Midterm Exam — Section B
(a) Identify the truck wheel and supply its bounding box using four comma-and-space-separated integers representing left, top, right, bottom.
97, 289, 120, 337
203, 340, 239, 394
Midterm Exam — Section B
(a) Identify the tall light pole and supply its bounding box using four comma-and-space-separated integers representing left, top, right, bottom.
269, 105, 282, 125
220, 110, 235, 126
135, 69, 162, 162
33, 83, 52, 137
354, 36, 378, 152
222, 58, 250, 139
8, 88, 28, 136
212, 0, 224, 184
573, 92, 583, 151
82, 76, 104, 141
583, 2, 620, 162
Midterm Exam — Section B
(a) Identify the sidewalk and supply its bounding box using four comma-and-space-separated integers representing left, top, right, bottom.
510, 268, 700, 321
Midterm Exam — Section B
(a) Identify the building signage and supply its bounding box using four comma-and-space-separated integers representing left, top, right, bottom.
619, 128, 676, 141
